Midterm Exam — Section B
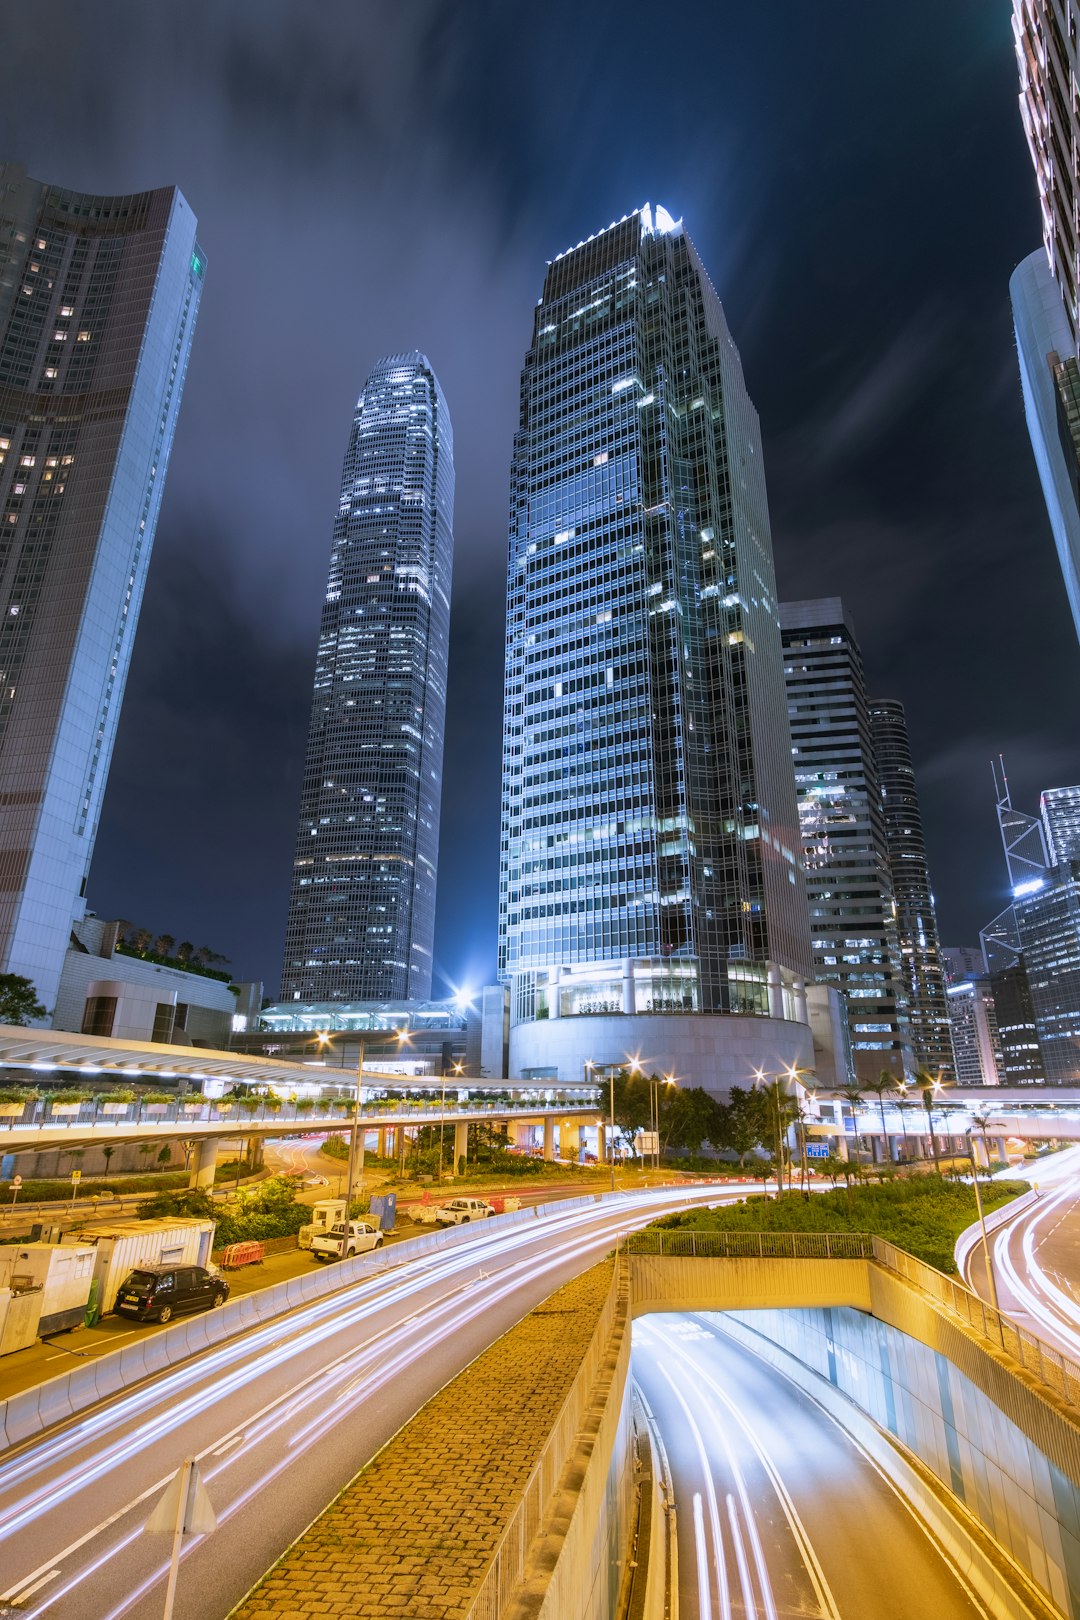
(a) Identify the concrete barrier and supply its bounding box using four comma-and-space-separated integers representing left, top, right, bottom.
954, 1186, 1040, 1280
0, 1188, 622, 1450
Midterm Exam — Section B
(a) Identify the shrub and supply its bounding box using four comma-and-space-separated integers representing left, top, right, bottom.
648, 1175, 1028, 1274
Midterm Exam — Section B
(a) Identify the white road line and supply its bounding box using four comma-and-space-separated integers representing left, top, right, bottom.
693, 1494, 712, 1620
725, 1493, 757, 1620
1, 1568, 59, 1604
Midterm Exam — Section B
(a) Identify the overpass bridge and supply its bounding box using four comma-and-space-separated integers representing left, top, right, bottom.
0, 1023, 602, 1184
811, 1085, 1080, 1161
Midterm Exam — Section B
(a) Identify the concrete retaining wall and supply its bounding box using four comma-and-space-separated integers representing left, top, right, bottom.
723, 1297, 1080, 1618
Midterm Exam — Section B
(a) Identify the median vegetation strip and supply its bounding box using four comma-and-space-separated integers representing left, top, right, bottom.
646, 1177, 1028, 1273
229, 1259, 615, 1620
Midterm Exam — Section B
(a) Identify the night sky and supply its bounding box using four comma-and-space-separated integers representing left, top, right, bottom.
2, 4, 1078, 999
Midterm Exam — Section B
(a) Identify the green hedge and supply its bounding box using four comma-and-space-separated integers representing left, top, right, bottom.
0, 1171, 189, 1203
648, 1176, 1028, 1274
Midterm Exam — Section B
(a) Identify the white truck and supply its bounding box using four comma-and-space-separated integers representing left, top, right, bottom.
310, 1219, 384, 1262
0, 1243, 96, 1335
435, 1197, 495, 1226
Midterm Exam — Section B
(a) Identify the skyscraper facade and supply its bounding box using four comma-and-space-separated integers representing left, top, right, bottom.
1011, 3, 1080, 643
281, 353, 454, 1005
982, 774, 1080, 1084
498, 206, 814, 1090
868, 699, 954, 1078
0, 163, 203, 1012
780, 599, 911, 1080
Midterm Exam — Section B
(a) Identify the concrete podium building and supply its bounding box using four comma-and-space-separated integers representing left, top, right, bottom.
0, 164, 203, 1012
498, 206, 817, 1093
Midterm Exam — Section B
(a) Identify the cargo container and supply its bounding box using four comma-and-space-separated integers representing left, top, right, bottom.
298, 1198, 347, 1251
0, 1243, 96, 1334
63, 1219, 216, 1314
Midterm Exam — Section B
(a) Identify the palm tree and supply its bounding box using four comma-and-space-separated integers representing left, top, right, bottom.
839, 1084, 865, 1163
864, 1071, 900, 1164
914, 1070, 950, 1171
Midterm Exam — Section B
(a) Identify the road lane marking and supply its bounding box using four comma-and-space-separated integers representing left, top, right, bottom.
0, 1569, 59, 1604
725, 1494, 757, 1620
693, 1494, 712, 1620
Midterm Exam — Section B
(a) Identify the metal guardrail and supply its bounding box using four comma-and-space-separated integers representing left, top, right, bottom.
624, 1226, 1080, 1411
624, 1229, 874, 1261
463, 1260, 624, 1620
871, 1234, 1080, 1408
0, 1097, 597, 1133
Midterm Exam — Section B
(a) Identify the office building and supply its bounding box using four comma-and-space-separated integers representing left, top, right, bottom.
780, 598, 911, 1080
981, 771, 1080, 1083
0, 163, 203, 1013
1011, 4, 1080, 642
498, 206, 815, 1092
281, 353, 454, 1004
942, 945, 987, 985
946, 979, 1002, 1087
869, 699, 954, 1078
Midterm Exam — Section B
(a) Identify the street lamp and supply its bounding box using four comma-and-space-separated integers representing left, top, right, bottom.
441, 1060, 464, 1181
648, 1073, 677, 1172
968, 1113, 1000, 1315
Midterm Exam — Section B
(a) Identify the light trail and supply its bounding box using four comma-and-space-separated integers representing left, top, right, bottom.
0, 1183, 735, 1620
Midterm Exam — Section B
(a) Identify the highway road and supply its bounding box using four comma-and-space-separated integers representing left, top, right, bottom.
0, 1184, 732, 1620
634, 1313, 992, 1620
964, 1144, 1080, 1365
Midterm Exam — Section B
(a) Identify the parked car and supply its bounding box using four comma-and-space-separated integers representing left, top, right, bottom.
311, 1219, 385, 1261
114, 1264, 229, 1324
435, 1197, 496, 1226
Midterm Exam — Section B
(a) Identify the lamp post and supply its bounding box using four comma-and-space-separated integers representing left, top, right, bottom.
968, 1114, 1000, 1315
442, 1060, 463, 1181
342, 1032, 367, 1223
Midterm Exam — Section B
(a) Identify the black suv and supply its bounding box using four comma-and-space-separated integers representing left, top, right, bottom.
114, 1264, 229, 1324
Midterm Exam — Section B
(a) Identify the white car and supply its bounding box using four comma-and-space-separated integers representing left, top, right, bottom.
311, 1219, 384, 1261
435, 1197, 496, 1226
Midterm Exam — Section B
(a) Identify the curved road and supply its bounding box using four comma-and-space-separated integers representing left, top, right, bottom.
0, 1185, 731, 1620
634, 1313, 992, 1619
964, 1145, 1080, 1364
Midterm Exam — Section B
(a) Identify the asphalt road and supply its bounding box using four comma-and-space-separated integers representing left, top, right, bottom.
964, 1144, 1080, 1364
0, 1184, 735, 1620
633, 1313, 992, 1620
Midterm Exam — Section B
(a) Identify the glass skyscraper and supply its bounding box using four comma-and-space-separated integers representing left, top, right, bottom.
0, 163, 203, 1012
868, 699, 954, 1078
281, 353, 454, 1004
781, 599, 911, 1080
499, 206, 812, 1061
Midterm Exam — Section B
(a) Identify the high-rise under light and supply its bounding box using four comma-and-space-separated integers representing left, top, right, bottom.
869, 699, 954, 1079
0, 162, 203, 1012
498, 206, 813, 1087
780, 598, 911, 1080
281, 352, 454, 1004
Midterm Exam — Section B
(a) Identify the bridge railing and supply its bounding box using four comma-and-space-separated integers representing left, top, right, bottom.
624, 1229, 874, 1261
0, 1096, 597, 1132
624, 1226, 1080, 1410
871, 1235, 1080, 1407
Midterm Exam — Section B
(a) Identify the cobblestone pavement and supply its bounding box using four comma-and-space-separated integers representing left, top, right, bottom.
230, 1259, 614, 1620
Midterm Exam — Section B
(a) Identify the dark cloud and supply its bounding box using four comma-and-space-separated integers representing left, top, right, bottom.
1, 2, 1077, 993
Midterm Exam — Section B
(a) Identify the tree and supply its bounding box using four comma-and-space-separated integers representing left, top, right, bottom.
914, 1070, 950, 1171
839, 1085, 865, 1163
101, 1144, 115, 1175
0, 973, 47, 1026
130, 928, 152, 953
153, 934, 176, 958
176, 941, 194, 963
716, 1086, 772, 1167
156, 1144, 172, 1167
864, 1071, 901, 1164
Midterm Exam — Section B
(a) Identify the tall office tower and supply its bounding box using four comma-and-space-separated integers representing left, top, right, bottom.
780, 599, 910, 1081
281, 353, 454, 1005
0, 163, 203, 1013
942, 944, 987, 984
945, 980, 1003, 1086
498, 206, 815, 1092
982, 771, 1080, 1082
1043, 784, 1080, 862
1011, 3, 1080, 642
868, 699, 954, 1078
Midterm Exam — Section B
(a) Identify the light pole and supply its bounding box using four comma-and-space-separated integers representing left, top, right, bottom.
441, 1060, 463, 1181
968, 1114, 1000, 1315
342, 1032, 367, 1223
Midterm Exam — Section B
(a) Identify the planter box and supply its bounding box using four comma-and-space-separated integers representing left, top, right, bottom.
0, 1103, 24, 1117
50, 1104, 81, 1116
101, 1103, 130, 1115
